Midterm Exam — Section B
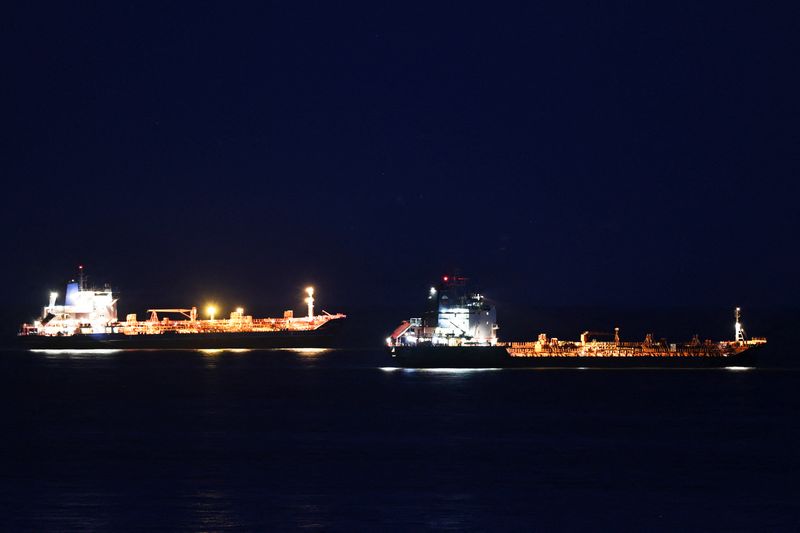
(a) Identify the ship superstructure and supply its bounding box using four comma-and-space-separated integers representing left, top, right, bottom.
24, 266, 119, 336
389, 275, 498, 347
388, 276, 767, 367
19, 269, 345, 348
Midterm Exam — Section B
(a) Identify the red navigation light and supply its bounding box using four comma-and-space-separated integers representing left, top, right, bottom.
79, 265, 83, 269
443, 276, 449, 282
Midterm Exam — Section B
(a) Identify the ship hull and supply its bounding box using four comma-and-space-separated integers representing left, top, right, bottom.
15, 321, 344, 350
388, 345, 765, 368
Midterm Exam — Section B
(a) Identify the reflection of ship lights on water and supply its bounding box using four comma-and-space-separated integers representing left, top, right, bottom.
379, 366, 501, 373
411, 367, 501, 373
30, 349, 122, 356
286, 348, 331, 356
30, 349, 122, 355
199, 348, 252, 355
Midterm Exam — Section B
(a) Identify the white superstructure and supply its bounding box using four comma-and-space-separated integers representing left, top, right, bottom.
29, 267, 119, 335
389, 276, 498, 347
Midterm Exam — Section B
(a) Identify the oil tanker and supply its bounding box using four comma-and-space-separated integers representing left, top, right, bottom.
17, 267, 346, 349
387, 276, 767, 368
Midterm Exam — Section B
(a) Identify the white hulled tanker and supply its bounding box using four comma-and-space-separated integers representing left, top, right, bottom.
19, 267, 346, 349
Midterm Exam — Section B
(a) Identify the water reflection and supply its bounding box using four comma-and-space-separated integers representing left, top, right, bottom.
197, 348, 252, 355
186, 489, 241, 531
284, 348, 331, 356
380, 367, 501, 373
29, 349, 121, 359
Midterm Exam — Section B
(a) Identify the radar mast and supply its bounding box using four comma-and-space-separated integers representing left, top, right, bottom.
735, 307, 746, 342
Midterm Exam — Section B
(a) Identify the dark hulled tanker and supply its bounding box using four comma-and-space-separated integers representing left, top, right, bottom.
387, 276, 767, 368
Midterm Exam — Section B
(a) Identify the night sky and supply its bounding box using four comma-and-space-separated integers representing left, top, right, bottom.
4, 3, 799, 328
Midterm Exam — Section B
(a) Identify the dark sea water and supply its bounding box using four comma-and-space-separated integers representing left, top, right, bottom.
1, 348, 798, 531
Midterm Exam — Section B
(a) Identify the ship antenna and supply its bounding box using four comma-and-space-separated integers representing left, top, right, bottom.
734, 307, 746, 342
79, 265, 85, 290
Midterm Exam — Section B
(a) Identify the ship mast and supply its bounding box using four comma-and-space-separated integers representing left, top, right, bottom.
78, 265, 85, 290
734, 307, 746, 342
305, 287, 315, 319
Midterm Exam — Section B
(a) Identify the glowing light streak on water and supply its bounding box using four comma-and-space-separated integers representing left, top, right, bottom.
380, 367, 501, 373
284, 348, 331, 356
198, 348, 252, 355
30, 349, 121, 355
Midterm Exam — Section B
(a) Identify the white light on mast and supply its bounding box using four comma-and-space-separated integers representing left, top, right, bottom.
305, 287, 315, 318
734, 307, 745, 342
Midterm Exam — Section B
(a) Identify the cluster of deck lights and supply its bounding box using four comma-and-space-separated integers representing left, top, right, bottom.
202, 287, 315, 322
